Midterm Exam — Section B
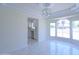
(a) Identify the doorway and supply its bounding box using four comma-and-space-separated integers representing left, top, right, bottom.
28, 17, 38, 44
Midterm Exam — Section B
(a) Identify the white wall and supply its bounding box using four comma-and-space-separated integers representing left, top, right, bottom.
0, 6, 28, 53
38, 18, 48, 42
0, 5, 49, 53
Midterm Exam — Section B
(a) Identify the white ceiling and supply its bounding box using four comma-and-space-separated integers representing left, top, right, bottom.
1, 3, 79, 18
4, 3, 75, 13
40, 3, 75, 13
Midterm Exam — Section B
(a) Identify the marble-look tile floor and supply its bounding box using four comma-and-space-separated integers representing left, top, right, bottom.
3, 39, 79, 55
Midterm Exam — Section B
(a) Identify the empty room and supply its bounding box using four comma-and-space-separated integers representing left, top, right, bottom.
0, 3, 79, 55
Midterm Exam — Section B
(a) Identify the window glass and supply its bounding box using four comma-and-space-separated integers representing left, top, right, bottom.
72, 21, 79, 40
57, 19, 70, 38
50, 23, 55, 36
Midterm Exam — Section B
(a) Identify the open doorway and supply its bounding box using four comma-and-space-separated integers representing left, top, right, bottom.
28, 17, 38, 44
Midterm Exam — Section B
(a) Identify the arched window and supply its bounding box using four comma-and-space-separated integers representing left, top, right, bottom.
57, 19, 70, 38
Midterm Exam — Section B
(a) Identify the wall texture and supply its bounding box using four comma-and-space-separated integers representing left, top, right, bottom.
0, 5, 49, 53
0, 6, 28, 53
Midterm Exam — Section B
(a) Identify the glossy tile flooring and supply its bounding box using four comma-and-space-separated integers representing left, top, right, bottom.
7, 39, 79, 55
